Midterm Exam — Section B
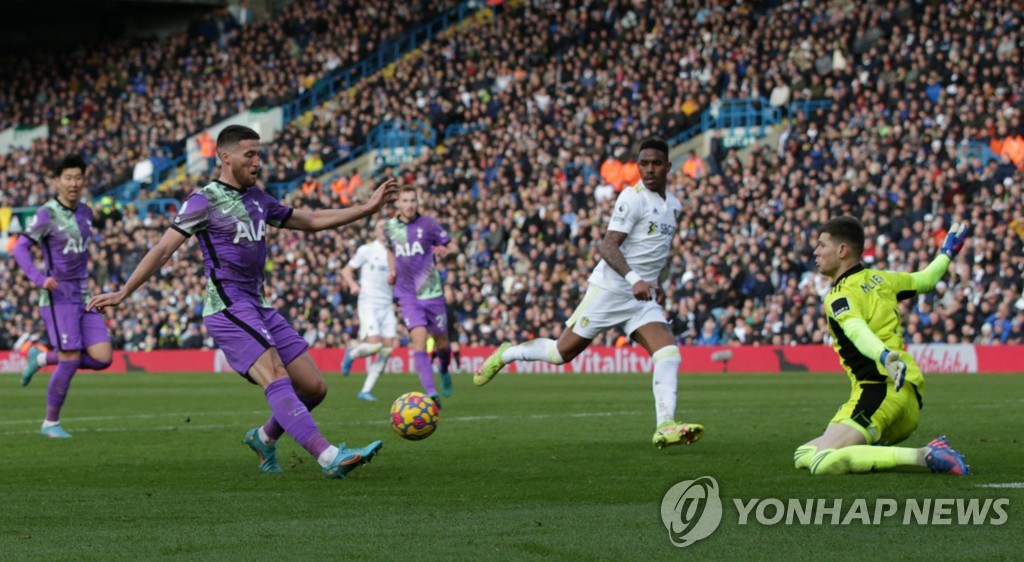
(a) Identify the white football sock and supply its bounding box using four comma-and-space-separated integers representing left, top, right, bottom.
362, 348, 392, 393
318, 445, 339, 468
652, 346, 681, 425
501, 338, 564, 364
42, 420, 60, 428
350, 342, 383, 359
258, 426, 276, 446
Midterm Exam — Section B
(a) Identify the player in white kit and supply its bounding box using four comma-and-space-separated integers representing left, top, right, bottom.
340, 221, 397, 401
474, 137, 705, 449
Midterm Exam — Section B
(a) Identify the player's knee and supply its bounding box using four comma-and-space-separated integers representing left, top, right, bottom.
57, 357, 82, 370
652, 345, 681, 367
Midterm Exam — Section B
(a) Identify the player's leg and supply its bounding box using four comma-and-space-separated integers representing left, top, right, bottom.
361, 333, 395, 401
433, 332, 453, 397
474, 288, 602, 386
39, 304, 88, 438
408, 325, 440, 402
798, 384, 967, 475
631, 320, 704, 448
248, 348, 382, 478
342, 302, 384, 376
79, 308, 112, 371
22, 307, 62, 386
418, 298, 453, 397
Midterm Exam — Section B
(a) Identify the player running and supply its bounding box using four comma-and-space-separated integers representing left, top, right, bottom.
384, 186, 458, 407
13, 155, 113, 438
339, 220, 397, 402
474, 137, 704, 449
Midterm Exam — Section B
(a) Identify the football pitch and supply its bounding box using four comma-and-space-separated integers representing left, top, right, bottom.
1, 371, 1022, 560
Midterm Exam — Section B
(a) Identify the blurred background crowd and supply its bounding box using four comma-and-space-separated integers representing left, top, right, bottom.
2, 0, 1022, 355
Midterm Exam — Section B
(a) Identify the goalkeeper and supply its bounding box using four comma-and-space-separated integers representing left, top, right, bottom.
794, 216, 971, 476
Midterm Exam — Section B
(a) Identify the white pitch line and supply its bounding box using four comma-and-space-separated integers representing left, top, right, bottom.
0, 410, 268, 426
976, 483, 1024, 489
0, 410, 642, 436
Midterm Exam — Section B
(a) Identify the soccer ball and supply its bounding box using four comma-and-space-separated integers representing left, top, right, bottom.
390, 392, 439, 440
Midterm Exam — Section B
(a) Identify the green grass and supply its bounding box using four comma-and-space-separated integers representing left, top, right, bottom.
1, 371, 1022, 561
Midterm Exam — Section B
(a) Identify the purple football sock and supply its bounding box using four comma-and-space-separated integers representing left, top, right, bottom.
79, 355, 112, 371
436, 347, 451, 375
262, 392, 325, 441
263, 378, 331, 459
414, 350, 437, 395
45, 351, 58, 365
45, 358, 80, 422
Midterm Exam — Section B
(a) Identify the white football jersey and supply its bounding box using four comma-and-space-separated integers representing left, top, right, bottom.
588, 182, 682, 294
348, 240, 394, 307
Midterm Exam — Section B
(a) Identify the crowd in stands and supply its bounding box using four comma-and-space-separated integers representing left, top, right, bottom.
2, 0, 1023, 356
0, 0, 460, 209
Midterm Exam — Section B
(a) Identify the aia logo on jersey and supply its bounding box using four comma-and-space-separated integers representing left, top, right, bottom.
394, 241, 425, 257
233, 220, 266, 244
62, 237, 87, 255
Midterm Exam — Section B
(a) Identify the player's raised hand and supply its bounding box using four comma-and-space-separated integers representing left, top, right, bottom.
88, 291, 125, 314
880, 350, 907, 391
940, 222, 968, 259
366, 178, 399, 212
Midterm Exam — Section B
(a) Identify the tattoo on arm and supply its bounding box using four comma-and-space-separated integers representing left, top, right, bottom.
599, 231, 631, 278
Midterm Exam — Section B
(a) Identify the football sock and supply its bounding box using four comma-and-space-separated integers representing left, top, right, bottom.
436, 347, 451, 375
318, 446, 340, 468
45, 358, 80, 422
350, 342, 383, 359
362, 348, 392, 393
453, 350, 461, 370
794, 445, 817, 469
263, 391, 325, 442
414, 351, 437, 395
263, 378, 331, 459
501, 338, 564, 364
809, 446, 922, 475
42, 420, 61, 429
79, 355, 112, 371
44, 351, 58, 366
652, 346, 680, 425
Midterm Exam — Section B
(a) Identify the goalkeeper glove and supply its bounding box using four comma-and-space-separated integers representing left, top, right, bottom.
940, 222, 968, 259
880, 350, 907, 391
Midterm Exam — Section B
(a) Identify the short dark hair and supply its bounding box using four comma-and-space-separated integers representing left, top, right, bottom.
217, 125, 260, 150
820, 216, 865, 256
53, 154, 86, 176
637, 137, 669, 159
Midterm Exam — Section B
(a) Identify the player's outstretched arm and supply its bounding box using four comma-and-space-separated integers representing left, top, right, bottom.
598, 230, 657, 301
284, 178, 398, 232
88, 228, 188, 312
910, 221, 969, 293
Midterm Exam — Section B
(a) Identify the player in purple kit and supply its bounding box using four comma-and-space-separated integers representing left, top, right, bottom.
88, 126, 399, 479
384, 186, 458, 406
12, 155, 113, 438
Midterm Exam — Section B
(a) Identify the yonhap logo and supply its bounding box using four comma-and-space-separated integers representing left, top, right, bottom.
661, 476, 723, 547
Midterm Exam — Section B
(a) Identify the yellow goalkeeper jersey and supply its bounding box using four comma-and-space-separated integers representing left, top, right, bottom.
822, 263, 926, 390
